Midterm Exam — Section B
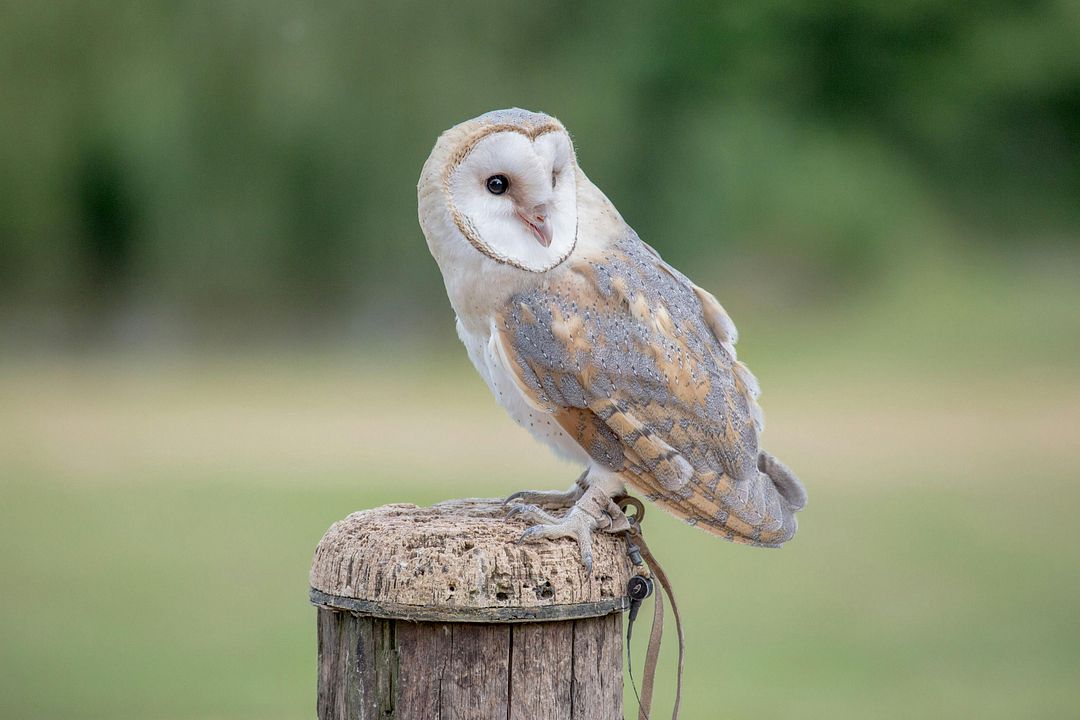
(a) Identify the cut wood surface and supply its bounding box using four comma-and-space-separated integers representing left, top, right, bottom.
309, 498, 633, 620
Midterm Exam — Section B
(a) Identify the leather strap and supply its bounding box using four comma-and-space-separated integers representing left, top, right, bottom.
630, 532, 685, 720
636, 566, 664, 719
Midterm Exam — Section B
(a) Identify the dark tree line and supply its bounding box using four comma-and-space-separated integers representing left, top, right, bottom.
1, 1, 1076, 341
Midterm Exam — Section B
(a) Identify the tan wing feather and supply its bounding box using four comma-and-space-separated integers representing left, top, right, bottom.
495, 233, 804, 547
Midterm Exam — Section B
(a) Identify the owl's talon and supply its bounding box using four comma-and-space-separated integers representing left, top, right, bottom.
513, 505, 599, 574
506, 503, 560, 526
575, 529, 595, 574
505, 471, 590, 509
516, 525, 545, 543
504, 486, 586, 509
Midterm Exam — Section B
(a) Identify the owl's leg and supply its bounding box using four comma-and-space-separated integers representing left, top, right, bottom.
504, 469, 589, 508
508, 468, 628, 574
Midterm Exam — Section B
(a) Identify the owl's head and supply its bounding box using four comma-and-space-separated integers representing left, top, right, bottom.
418, 109, 579, 273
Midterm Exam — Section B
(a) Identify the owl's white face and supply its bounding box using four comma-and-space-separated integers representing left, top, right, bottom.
444, 128, 578, 272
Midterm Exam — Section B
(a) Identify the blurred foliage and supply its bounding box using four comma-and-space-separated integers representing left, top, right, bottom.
0, 0, 1078, 345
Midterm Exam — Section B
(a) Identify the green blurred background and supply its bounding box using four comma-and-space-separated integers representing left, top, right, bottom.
2, 2, 1078, 718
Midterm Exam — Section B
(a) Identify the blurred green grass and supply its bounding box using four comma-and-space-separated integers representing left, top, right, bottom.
2, 264, 1079, 719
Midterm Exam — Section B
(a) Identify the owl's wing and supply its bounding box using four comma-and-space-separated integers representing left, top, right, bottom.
494, 233, 803, 546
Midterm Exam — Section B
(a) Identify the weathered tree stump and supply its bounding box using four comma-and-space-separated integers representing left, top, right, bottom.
310, 498, 634, 719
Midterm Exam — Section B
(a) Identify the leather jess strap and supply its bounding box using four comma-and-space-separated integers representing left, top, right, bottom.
626, 530, 685, 720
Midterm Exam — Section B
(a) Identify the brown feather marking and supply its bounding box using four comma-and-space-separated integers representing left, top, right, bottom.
629, 292, 650, 325
611, 276, 631, 307
550, 303, 590, 354
555, 406, 624, 471
653, 304, 676, 337
588, 398, 693, 491
692, 284, 737, 350
518, 302, 537, 325
568, 261, 600, 290
579, 362, 597, 396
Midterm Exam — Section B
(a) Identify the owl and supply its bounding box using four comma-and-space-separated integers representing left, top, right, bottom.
418, 109, 806, 571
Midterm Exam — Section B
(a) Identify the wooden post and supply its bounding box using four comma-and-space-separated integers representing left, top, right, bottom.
309, 498, 634, 719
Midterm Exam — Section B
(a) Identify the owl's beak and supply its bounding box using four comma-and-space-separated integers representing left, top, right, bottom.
517, 205, 552, 247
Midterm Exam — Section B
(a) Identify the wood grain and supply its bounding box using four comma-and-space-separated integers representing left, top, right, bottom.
316, 610, 625, 719
509, 621, 573, 719
571, 613, 624, 720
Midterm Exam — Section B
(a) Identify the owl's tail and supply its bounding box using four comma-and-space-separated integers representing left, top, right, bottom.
720, 450, 805, 547
636, 449, 807, 547
758, 449, 807, 512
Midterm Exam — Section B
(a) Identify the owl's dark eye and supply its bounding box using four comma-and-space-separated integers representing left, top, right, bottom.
486, 174, 509, 195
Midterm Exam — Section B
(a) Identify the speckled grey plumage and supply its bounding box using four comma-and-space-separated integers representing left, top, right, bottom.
502, 232, 804, 546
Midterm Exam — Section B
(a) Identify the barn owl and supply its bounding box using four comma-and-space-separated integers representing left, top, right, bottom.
418, 109, 806, 571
